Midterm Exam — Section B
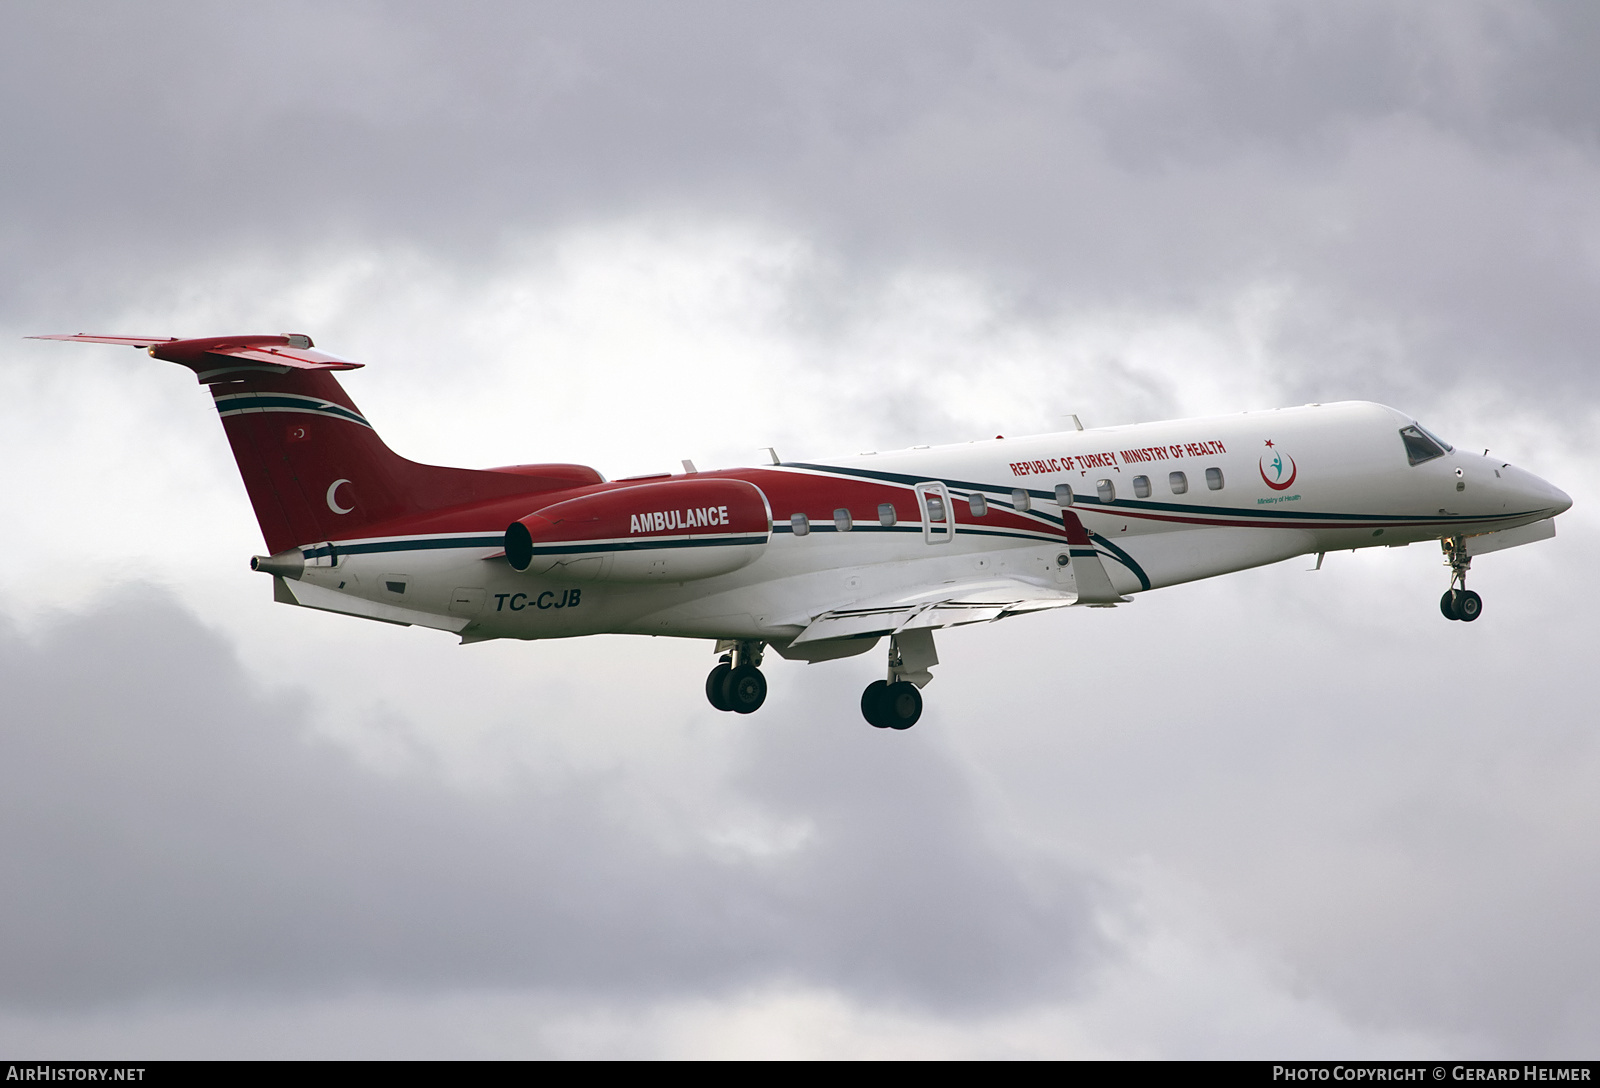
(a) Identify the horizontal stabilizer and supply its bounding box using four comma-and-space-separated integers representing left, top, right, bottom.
274, 576, 471, 634
30, 333, 361, 377
29, 334, 177, 347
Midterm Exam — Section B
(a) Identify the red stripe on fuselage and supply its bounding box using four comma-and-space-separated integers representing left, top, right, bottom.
303, 461, 1490, 552
317, 465, 1069, 548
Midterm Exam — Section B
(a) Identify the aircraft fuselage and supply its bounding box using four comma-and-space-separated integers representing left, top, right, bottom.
285, 401, 1567, 646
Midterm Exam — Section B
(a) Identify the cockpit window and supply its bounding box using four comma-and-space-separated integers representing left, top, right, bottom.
1399, 423, 1452, 466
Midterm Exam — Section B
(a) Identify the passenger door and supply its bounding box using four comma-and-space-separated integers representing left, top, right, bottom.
913, 481, 954, 545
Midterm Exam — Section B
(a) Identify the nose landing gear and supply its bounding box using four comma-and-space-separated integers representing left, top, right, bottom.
1440, 536, 1483, 622
705, 641, 768, 713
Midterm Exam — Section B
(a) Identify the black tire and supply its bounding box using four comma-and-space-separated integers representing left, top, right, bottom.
883, 681, 922, 730
705, 663, 732, 711
1440, 589, 1461, 621
861, 680, 891, 728
1457, 589, 1483, 622
723, 665, 767, 714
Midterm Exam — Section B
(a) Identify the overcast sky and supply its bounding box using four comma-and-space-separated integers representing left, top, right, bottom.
2, 1, 1597, 1058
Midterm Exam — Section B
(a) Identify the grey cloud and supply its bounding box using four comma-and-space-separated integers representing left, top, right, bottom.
0, 587, 1096, 1010
940, 541, 1600, 1056
8, 0, 1600, 400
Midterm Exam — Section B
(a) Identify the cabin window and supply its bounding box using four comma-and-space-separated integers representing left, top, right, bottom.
926, 496, 946, 523
968, 493, 988, 517
1132, 475, 1151, 499
1011, 488, 1031, 512
791, 513, 810, 536
1399, 423, 1452, 466
834, 508, 852, 532
384, 579, 406, 595
1055, 484, 1074, 507
1205, 467, 1224, 490
1169, 471, 1188, 495
878, 503, 896, 527
1096, 478, 1115, 503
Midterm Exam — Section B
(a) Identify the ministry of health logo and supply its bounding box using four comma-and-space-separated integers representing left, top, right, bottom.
1258, 439, 1297, 491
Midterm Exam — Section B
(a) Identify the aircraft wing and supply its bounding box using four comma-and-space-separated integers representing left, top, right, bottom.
1464, 517, 1556, 556
789, 577, 1090, 647
789, 515, 1131, 647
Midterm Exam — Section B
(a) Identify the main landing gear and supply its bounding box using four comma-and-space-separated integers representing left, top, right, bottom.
861, 679, 921, 730
861, 628, 937, 730
1439, 535, 1483, 622
706, 641, 768, 714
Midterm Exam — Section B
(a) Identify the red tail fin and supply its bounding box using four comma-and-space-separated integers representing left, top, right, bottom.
35, 333, 602, 554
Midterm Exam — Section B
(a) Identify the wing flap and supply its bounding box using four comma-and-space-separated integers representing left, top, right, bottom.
789, 578, 1077, 646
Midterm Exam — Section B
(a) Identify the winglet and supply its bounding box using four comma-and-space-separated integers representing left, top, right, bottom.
1060, 509, 1130, 605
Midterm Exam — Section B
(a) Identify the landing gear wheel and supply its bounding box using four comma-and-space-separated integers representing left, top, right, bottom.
1457, 589, 1483, 622
1441, 589, 1461, 621
705, 662, 733, 711
882, 681, 922, 730
863, 680, 921, 729
861, 680, 891, 728
722, 665, 767, 714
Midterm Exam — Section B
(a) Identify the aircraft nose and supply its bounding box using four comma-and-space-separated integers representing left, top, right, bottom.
1510, 466, 1572, 518
1545, 481, 1574, 517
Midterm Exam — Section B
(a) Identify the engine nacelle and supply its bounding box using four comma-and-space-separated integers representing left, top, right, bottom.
505, 477, 771, 582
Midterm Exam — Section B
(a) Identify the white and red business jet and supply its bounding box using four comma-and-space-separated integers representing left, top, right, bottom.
36, 332, 1572, 729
